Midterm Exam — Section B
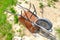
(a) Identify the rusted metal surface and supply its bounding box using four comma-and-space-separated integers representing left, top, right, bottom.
19, 11, 39, 33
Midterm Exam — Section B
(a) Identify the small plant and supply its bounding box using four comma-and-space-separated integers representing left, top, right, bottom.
23, 0, 28, 4
9, 7, 18, 23
14, 15, 18, 24
56, 28, 60, 34
55, 27, 60, 40
53, 0, 59, 2
19, 2, 22, 4
39, 2, 44, 8
10, 7, 16, 14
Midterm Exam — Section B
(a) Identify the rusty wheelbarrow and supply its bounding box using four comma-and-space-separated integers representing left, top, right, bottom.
18, 4, 56, 40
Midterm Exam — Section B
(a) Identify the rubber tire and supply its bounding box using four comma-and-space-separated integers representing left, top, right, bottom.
36, 18, 52, 30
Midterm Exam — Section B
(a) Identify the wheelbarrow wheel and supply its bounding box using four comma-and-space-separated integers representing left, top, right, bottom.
36, 18, 52, 30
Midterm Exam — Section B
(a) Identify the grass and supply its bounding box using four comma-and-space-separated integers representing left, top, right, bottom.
0, 13, 7, 25
0, 0, 17, 40
0, 0, 17, 13
0, 0, 17, 25
5, 32, 13, 40
0, 22, 13, 40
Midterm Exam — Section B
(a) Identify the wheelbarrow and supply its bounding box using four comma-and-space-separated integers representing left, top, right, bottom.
18, 4, 56, 40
